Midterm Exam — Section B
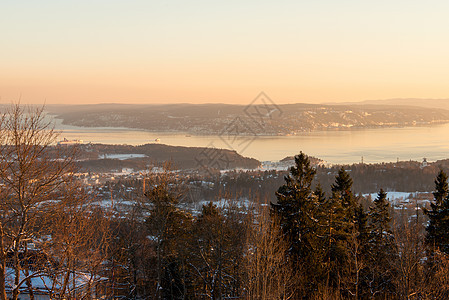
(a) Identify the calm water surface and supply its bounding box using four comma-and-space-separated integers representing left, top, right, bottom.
53, 118, 449, 164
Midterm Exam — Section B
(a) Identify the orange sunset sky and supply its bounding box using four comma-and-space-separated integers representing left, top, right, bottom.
2, 0, 449, 105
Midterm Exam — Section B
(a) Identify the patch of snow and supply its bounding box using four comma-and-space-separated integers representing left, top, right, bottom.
100, 154, 147, 160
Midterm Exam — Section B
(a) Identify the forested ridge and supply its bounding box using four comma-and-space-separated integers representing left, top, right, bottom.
47, 102, 449, 135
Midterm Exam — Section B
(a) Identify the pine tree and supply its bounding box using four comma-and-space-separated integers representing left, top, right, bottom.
319, 190, 347, 293
272, 152, 318, 260
369, 189, 391, 245
331, 167, 357, 215
365, 189, 395, 296
323, 168, 373, 297
425, 170, 449, 254
189, 202, 225, 299
355, 203, 369, 246
314, 183, 326, 205
188, 201, 245, 299
346, 204, 369, 299
329, 168, 358, 246
144, 170, 192, 299
271, 152, 322, 295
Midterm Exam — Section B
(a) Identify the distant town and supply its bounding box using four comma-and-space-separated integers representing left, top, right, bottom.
47, 101, 449, 136
69, 142, 444, 214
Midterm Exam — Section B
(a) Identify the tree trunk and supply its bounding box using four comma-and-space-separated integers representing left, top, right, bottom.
0, 256, 7, 300
0, 225, 7, 300
12, 245, 21, 300
24, 246, 35, 300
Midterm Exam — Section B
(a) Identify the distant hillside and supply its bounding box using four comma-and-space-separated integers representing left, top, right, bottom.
75, 143, 260, 172
327, 98, 449, 110
280, 155, 324, 166
47, 102, 449, 136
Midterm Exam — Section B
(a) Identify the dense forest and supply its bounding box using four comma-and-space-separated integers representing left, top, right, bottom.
100, 154, 449, 299
2, 104, 449, 299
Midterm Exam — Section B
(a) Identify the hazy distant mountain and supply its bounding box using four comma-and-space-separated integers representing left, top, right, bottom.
46, 102, 449, 136
325, 98, 449, 110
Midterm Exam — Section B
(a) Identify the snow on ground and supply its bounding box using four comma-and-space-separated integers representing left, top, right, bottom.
5, 267, 105, 291
111, 168, 135, 176
181, 198, 255, 216
363, 191, 433, 206
259, 161, 290, 171
100, 154, 147, 160
196, 198, 253, 209
364, 192, 414, 201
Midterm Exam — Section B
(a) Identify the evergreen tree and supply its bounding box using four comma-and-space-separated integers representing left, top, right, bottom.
272, 152, 318, 260
369, 189, 391, 245
271, 152, 322, 295
314, 183, 326, 204
319, 190, 347, 293
188, 202, 245, 299
331, 167, 357, 215
144, 172, 192, 300
323, 168, 372, 296
425, 170, 449, 254
189, 202, 225, 299
329, 168, 358, 247
345, 203, 369, 299
355, 203, 369, 246
365, 189, 395, 297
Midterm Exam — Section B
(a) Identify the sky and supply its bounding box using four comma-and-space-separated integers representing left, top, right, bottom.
2, 0, 449, 105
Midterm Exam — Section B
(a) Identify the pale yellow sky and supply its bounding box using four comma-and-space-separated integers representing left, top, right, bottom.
2, 0, 449, 105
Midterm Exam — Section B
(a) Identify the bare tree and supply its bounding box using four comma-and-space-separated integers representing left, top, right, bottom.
422, 250, 449, 298
241, 206, 296, 300
186, 198, 246, 300
38, 179, 110, 299
391, 215, 425, 299
0, 104, 77, 299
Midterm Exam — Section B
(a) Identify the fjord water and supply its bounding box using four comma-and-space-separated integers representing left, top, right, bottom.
54, 118, 449, 164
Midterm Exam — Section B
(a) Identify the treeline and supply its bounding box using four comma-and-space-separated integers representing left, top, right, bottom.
198, 161, 446, 203
104, 154, 449, 299
316, 161, 439, 194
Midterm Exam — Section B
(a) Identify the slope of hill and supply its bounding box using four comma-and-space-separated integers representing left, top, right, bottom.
47, 102, 449, 136
327, 98, 449, 110
74, 143, 260, 172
